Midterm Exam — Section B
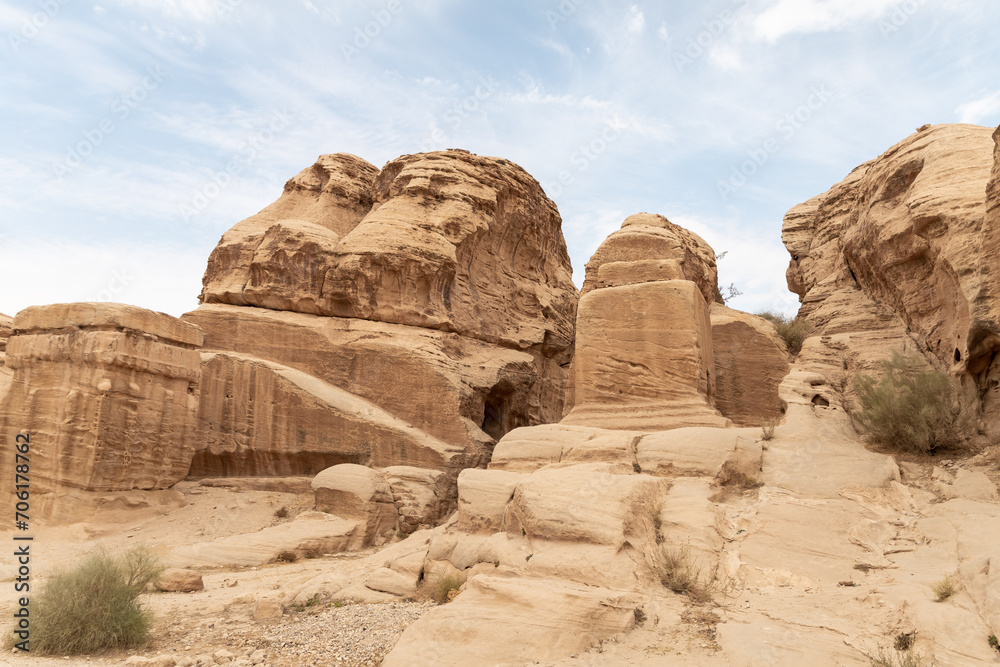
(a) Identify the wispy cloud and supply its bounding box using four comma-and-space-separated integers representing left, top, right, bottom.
752, 0, 901, 42
956, 90, 1000, 125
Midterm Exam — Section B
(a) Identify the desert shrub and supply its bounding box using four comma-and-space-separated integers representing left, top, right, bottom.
756, 311, 812, 356
853, 352, 976, 454
275, 550, 299, 563
989, 634, 999, 652
931, 577, 956, 602
14, 546, 162, 655
658, 546, 715, 603
432, 575, 463, 604
274, 506, 289, 519
760, 418, 777, 441
869, 645, 926, 667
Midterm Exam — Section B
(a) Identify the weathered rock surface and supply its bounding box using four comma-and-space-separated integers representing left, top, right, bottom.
201, 150, 577, 352
192, 351, 463, 477
156, 568, 205, 592
186, 150, 579, 482
312, 464, 397, 545
581, 213, 720, 306
201, 153, 378, 308
563, 280, 728, 430
0, 303, 202, 505
710, 304, 789, 426
0, 312, 12, 363
783, 123, 1000, 427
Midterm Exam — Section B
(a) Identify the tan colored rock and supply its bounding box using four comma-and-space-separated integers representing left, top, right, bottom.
364, 566, 418, 597
381, 575, 641, 667
581, 213, 720, 305
201, 150, 577, 353
383, 466, 447, 533
155, 568, 204, 592
636, 427, 744, 477
184, 303, 560, 465
312, 464, 398, 543
506, 465, 666, 546
950, 469, 999, 500
201, 153, 378, 306
0, 303, 202, 503
0, 312, 12, 363
563, 281, 728, 430
166, 511, 362, 567
782, 123, 1000, 427
710, 304, 790, 426
252, 599, 283, 621
192, 352, 462, 477
456, 468, 524, 534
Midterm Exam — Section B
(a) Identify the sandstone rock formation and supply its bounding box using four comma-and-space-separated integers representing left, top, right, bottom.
185, 150, 578, 482
580, 213, 720, 305
783, 123, 1000, 427
710, 304, 790, 426
0, 303, 202, 513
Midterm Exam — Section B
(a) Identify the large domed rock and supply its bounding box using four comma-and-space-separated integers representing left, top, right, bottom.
186, 150, 578, 480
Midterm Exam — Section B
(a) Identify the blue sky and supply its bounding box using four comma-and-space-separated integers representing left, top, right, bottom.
2, 0, 999, 319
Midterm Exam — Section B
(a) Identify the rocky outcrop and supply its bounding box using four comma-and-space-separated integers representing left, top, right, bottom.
783, 123, 1000, 427
0, 304, 203, 507
580, 213, 720, 306
563, 280, 728, 430
710, 304, 790, 426
186, 150, 578, 480
192, 351, 464, 477
201, 153, 378, 308
0, 312, 12, 363
201, 150, 576, 352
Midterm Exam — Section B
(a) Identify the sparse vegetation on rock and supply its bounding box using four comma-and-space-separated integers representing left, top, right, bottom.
853, 351, 976, 454
9, 546, 162, 655
756, 311, 812, 356
932, 576, 956, 602
658, 546, 715, 604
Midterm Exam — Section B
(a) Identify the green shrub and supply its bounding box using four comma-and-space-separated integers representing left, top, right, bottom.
756, 311, 812, 356
853, 352, 975, 454
13, 546, 162, 655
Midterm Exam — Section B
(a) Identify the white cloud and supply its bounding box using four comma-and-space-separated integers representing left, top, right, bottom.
753, 0, 900, 42
625, 5, 645, 34
709, 44, 743, 71
955, 91, 1000, 125
0, 238, 209, 318
657, 22, 669, 42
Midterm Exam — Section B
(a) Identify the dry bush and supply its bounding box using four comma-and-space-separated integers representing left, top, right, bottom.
8, 546, 162, 654
756, 311, 812, 356
432, 575, 463, 604
760, 418, 777, 441
931, 576, 956, 602
853, 351, 977, 454
658, 546, 716, 604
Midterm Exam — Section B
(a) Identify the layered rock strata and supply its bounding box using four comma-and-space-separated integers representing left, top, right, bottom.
0, 303, 203, 505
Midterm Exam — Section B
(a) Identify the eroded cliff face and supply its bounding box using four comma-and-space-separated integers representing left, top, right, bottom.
187, 149, 578, 478
0, 304, 203, 507
783, 123, 1000, 426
